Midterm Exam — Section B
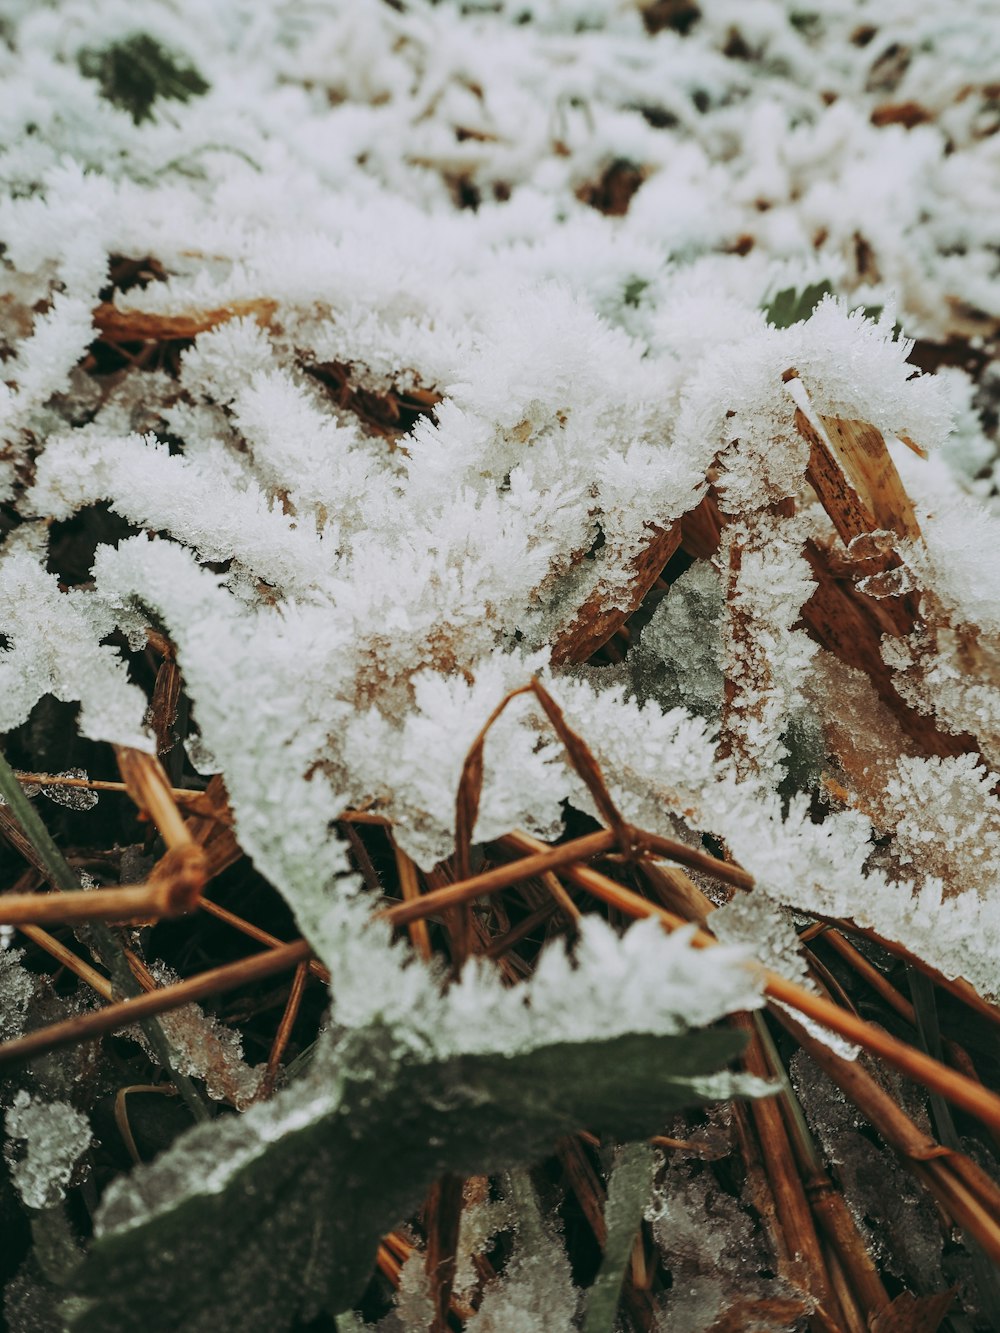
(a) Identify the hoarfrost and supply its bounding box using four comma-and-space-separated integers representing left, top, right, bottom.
392, 1250, 436, 1333
130, 961, 266, 1109
0, 0, 998, 1052
4, 1090, 92, 1211
467, 1173, 577, 1333
0, 949, 38, 1040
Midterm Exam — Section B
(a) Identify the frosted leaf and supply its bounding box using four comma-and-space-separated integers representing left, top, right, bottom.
582, 1143, 656, 1333
712, 893, 811, 991
0, 545, 152, 752
314, 893, 764, 1060
4, 1091, 92, 1211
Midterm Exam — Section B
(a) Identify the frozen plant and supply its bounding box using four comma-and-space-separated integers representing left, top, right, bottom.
1, 0, 1000, 1329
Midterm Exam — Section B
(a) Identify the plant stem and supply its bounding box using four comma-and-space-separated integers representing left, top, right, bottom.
0, 746, 210, 1122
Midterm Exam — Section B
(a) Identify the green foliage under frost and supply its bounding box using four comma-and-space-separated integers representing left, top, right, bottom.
67, 1022, 749, 1332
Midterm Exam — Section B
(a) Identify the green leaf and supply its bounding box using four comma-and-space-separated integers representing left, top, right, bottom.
68, 1021, 751, 1333
762, 280, 834, 328
78, 35, 209, 125
582, 1143, 656, 1333
622, 277, 649, 308
0, 747, 78, 893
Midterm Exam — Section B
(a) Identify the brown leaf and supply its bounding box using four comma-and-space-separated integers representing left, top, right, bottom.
796, 409, 921, 545
870, 101, 933, 128
550, 521, 681, 664
679, 490, 723, 560
870, 1289, 956, 1332
92, 297, 276, 344
150, 658, 181, 756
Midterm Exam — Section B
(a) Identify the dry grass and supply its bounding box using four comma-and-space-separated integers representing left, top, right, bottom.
0, 375, 998, 1329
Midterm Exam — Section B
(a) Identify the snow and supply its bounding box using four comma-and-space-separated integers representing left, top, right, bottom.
5, 3, 1000, 1324
0, 0, 998, 1026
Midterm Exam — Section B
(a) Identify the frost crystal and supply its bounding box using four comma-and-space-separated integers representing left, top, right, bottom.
467, 1174, 577, 1333
129, 961, 265, 1109
1, 0, 1000, 1090
4, 1090, 92, 1211
0, 949, 37, 1039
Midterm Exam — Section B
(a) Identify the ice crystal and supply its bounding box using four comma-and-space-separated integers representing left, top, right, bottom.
4, 1091, 92, 1211
1, 0, 999, 1121
0, 949, 38, 1040
467, 1173, 577, 1333
132, 962, 266, 1109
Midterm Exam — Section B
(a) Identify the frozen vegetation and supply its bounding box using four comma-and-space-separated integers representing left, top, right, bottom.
0, 0, 999, 1328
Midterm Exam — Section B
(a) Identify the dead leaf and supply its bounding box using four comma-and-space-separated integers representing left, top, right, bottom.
870, 1288, 956, 1332
551, 521, 681, 664
796, 409, 921, 545
92, 297, 276, 343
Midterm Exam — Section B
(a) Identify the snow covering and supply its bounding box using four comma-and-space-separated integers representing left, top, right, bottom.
1, 0, 1000, 1003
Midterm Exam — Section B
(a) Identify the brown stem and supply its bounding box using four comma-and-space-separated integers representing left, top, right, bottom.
500, 830, 1000, 1135
115, 747, 193, 851
0, 939, 312, 1068
2, 883, 182, 926
198, 896, 330, 984
730, 1013, 839, 1329
18, 924, 113, 1000
13, 771, 219, 816
259, 961, 309, 1100
380, 829, 617, 928
424, 1174, 465, 1333
393, 842, 431, 961
484, 900, 558, 959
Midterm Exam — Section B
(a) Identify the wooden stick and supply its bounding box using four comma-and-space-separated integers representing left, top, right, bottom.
393, 843, 431, 961
0, 883, 187, 926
